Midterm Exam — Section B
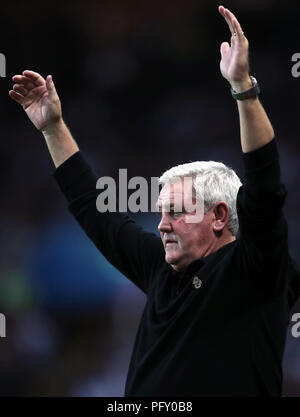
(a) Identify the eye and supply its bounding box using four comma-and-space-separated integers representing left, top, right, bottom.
170, 210, 183, 218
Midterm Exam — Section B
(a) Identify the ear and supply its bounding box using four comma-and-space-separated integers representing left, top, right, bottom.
212, 202, 229, 232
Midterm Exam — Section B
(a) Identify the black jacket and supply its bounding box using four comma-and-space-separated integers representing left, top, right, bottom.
54, 138, 300, 396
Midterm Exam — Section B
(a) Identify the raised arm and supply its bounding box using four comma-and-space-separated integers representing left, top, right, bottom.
9, 70, 163, 294
218, 6, 274, 153
9, 70, 78, 167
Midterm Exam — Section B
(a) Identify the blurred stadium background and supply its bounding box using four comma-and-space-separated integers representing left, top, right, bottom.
0, 0, 299, 396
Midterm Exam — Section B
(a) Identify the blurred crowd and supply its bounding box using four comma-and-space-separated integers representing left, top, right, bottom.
0, 0, 299, 396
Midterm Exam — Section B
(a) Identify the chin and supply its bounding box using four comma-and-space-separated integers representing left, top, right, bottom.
165, 253, 179, 266
165, 250, 183, 267
165, 251, 190, 272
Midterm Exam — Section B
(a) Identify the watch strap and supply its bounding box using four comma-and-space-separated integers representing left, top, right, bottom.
231, 76, 260, 100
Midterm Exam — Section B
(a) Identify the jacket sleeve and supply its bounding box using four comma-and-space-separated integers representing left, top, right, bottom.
53, 151, 164, 294
236, 138, 296, 296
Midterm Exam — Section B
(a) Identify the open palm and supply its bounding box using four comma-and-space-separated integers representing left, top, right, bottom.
218, 6, 249, 84
9, 70, 62, 131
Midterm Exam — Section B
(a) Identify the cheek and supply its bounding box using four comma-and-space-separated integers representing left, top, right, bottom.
176, 218, 211, 246
174, 219, 194, 245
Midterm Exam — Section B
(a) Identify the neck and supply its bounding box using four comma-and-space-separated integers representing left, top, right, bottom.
203, 232, 236, 258
171, 233, 236, 273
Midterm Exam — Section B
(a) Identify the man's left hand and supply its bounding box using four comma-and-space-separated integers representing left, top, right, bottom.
218, 6, 251, 93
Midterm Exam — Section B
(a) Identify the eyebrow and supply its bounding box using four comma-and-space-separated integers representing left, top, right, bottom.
156, 203, 184, 212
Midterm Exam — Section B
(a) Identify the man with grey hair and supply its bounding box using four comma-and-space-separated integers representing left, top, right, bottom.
155, 159, 242, 273
158, 160, 242, 237
10, 6, 300, 396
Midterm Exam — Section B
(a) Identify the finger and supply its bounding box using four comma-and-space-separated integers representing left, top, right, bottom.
220, 41, 230, 58
225, 8, 244, 39
13, 84, 28, 95
22, 70, 45, 86
220, 6, 235, 35
232, 14, 245, 39
46, 75, 57, 99
219, 6, 233, 33
12, 75, 36, 90
9, 90, 24, 103
13, 75, 33, 83
12, 75, 23, 82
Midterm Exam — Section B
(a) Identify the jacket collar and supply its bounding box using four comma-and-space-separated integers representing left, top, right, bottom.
168, 239, 237, 277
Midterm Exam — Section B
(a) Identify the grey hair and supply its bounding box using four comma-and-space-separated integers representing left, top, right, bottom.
158, 161, 242, 236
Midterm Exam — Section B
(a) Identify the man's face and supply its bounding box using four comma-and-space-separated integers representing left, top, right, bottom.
157, 180, 214, 272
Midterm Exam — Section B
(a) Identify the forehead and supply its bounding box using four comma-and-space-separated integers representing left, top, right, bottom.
157, 180, 194, 206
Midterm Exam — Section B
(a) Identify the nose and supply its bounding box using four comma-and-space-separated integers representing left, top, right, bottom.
158, 212, 172, 233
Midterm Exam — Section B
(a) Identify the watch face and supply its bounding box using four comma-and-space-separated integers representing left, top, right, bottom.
250, 76, 257, 85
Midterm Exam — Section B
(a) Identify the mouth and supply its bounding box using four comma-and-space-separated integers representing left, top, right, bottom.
163, 233, 178, 247
165, 239, 178, 246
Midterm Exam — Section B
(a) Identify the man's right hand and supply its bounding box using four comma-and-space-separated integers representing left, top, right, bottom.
10, 70, 78, 167
9, 70, 62, 132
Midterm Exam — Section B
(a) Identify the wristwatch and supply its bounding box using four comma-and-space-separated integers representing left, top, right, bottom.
230, 76, 260, 100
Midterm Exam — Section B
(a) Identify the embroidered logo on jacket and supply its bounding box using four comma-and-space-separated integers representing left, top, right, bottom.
193, 276, 202, 289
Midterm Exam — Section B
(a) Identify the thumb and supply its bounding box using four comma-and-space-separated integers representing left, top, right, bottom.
46, 75, 57, 99
220, 42, 230, 58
